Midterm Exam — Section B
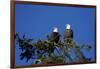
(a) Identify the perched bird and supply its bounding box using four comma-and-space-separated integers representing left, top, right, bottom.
64, 24, 73, 48
50, 27, 60, 44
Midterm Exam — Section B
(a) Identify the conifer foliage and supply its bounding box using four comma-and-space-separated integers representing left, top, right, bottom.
15, 32, 92, 64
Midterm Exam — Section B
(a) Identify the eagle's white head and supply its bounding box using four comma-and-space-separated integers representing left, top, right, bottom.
53, 27, 58, 32
66, 24, 71, 29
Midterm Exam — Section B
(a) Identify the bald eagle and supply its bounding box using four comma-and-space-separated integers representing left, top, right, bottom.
64, 24, 73, 48
50, 27, 60, 44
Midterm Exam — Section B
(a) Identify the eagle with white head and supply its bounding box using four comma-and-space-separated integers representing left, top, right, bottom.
50, 27, 60, 44
64, 24, 73, 48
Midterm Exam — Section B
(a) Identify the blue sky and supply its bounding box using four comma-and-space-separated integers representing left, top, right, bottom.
15, 3, 95, 66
